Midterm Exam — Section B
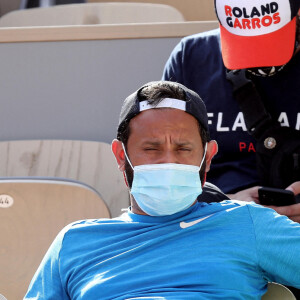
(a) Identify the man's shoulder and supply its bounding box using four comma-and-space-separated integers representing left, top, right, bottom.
175, 28, 222, 68
198, 182, 230, 203
59, 215, 128, 237
193, 199, 252, 217
68, 215, 128, 228
214, 200, 285, 223
181, 28, 220, 46
52, 216, 131, 253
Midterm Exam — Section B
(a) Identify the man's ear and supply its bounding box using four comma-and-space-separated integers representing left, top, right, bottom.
111, 139, 126, 172
204, 140, 218, 173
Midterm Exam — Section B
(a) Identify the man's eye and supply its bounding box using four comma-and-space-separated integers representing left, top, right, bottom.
179, 148, 191, 151
144, 148, 158, 151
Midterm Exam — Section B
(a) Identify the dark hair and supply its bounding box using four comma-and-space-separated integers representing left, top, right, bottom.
118, 82, 208, 147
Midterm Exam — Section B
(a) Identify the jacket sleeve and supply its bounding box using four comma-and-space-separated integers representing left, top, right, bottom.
162, 39, 184, 83
248, 204, 300, 288
24, 226, 71, 300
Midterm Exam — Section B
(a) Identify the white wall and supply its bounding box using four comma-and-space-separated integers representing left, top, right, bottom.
0, 22, 218, 144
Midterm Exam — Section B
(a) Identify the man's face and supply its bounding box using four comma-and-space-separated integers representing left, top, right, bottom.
112, 107, 217, 215
126, 108, 204, 169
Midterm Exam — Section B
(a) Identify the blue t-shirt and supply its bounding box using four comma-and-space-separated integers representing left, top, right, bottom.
24, 201, 300, 299
162, 29, 300, 193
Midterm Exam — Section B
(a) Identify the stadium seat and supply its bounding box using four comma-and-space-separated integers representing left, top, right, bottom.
0, 140, 129, 217
20, 0, 86, 9
262, 282, 296, 300
0, 177, 110, 300
0, 2, 185, 27
87, 0, 217, 21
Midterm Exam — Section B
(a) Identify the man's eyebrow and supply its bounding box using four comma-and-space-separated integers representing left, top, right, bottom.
175, 141, 195, 146
140, 140, 163, 146
141, 141, 195, 147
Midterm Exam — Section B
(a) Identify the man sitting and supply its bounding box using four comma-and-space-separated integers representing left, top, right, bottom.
24, 81, 300, 299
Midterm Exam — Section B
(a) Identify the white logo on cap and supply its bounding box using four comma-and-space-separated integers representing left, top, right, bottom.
215, 0, 292, 36
139, 98, 186, 112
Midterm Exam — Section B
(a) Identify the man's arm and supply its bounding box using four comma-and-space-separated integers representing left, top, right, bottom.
24, 227, 70, 299
268, 181, 300, 223
248, 204, 300, 288
227, 186, 260, 203
229, 182, 300, 223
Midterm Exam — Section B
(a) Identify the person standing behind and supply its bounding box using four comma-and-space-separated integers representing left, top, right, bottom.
163, 0, 300, 221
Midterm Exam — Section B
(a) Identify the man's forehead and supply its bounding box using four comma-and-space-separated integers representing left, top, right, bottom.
129, 108, 200, 131
127, 109, 203, 150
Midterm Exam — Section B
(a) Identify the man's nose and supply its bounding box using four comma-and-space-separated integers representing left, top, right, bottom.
159, 150, 179, 164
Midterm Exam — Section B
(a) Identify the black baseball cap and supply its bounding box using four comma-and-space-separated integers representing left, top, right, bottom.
117, 81, 209, 139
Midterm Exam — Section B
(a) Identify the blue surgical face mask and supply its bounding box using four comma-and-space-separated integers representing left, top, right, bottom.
123, 144, 207, 216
